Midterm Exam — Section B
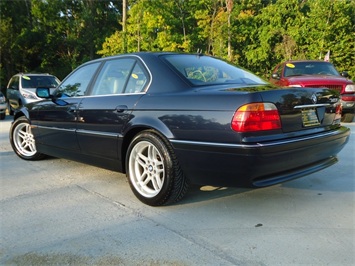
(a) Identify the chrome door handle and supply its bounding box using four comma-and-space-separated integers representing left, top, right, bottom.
116, 105, 128, 113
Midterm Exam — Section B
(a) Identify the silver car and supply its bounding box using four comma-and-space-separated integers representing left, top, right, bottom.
0, 92, 6, 120
6, 73, 60, 115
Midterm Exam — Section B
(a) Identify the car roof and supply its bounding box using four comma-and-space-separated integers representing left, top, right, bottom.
79, 52, 202, 64
15, 73, 55, 76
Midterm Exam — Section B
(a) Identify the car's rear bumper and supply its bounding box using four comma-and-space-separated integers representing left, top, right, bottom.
171, 126, 350, 187
341, 102, 355, 113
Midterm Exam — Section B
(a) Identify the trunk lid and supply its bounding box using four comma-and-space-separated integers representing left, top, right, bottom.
259, 87, 341, 133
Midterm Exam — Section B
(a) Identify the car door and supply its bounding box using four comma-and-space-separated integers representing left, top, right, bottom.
31, 62, 102, 151
76, 57, 149, 161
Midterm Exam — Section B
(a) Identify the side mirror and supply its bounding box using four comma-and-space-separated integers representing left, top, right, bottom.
271, 73, 280, 80
341, 71, 349, 78
36, 87, 51, 98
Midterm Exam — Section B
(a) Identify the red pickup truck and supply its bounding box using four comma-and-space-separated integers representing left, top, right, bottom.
270, 60, 355, 122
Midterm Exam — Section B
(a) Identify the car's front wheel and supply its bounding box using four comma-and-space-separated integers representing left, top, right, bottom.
10, 116, 45, 160
126, 130, 189, 206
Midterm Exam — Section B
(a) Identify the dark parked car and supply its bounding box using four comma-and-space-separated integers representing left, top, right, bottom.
9, 53, 350, 206
269, 60, 355, 122
0, 92, 7, 120
6, 73, 60, 115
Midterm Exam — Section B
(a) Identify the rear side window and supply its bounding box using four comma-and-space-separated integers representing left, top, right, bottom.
91, 58, 148, 95
92, 58, 134, 95
125, 62, 148, 93
57, 62, 101, 97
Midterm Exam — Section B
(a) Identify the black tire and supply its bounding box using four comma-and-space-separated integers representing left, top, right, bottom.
126, 130, 189, 206
9, 116, 46, 160
0, 112, 5, 120
341, 113, 354, 123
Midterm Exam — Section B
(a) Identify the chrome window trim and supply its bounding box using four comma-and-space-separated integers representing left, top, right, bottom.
84, 92, 146, 98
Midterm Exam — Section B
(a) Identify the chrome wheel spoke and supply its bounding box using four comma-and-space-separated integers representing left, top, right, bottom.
18, 130, 27, 139
13, 121, 37, 157
129, 140, 165, 198
147, 145, 155, 160
137, 152, 148, 168
151, 173, 162, 191
28, 140, 36, 152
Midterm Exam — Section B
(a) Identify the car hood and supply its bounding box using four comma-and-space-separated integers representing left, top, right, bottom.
22, 87, 57, 95
286, 75, 353, 85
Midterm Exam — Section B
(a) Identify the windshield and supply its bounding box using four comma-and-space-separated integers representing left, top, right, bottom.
284, 62, 339, 77
21, 75, 59, 88
162, 54, 267, 86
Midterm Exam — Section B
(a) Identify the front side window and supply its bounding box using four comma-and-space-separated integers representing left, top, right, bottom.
57, 62, 101, 97
8, 76, 19, 90
275, 65, 282, 77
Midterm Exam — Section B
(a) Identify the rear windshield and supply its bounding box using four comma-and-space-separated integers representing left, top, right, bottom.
21, 75, 59, 88
161, 54, 267, 86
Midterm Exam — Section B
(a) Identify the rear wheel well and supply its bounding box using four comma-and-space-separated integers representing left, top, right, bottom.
121, 126, 158, 173
121, 127, 173, 174
126, 129, 189, 206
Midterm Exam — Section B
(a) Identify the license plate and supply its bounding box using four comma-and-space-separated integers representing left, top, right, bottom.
301, 108, 320, 127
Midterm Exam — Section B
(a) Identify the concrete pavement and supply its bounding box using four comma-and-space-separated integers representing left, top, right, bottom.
1, 115, 354, 265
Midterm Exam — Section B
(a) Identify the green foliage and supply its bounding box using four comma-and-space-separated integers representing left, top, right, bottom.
1, 0, 354, 88
97, 31, 124, 56
1, 0, 121, 84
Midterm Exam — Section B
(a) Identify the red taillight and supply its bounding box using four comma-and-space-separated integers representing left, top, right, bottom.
334, 103, 342, 121
342, 95, 355, 101
231, 103, 282, 132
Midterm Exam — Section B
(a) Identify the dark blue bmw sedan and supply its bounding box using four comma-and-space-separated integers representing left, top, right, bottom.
10, 52, 350, 206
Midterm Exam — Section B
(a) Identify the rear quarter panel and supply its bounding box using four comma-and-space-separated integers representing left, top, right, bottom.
130, 89, 263, 143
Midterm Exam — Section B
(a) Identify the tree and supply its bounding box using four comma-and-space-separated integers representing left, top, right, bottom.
2, 0, 354, 85
237, 0, 318, 76
0, 0, 32, 87
194, 0, 223, 55
1, 0, 121, 83
299, 0, 355, 76
99, 0, 197, 56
